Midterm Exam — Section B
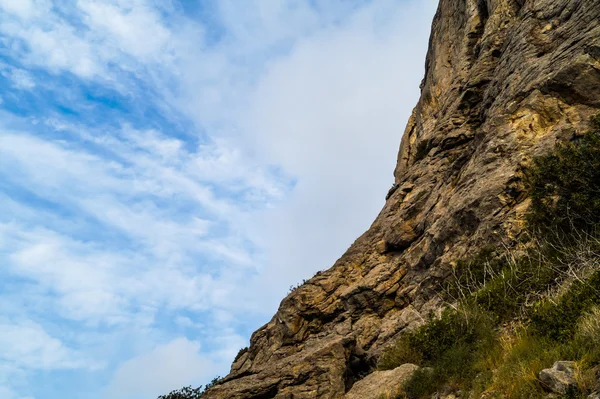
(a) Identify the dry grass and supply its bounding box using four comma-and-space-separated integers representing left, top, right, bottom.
575, 306, 600, 348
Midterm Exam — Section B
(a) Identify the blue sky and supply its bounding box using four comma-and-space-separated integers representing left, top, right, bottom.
0, 0, 436, 398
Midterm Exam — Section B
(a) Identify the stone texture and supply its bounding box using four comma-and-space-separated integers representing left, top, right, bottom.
203, 1, 600, 398
343, 364, 419, 399
539, 361, 577, 394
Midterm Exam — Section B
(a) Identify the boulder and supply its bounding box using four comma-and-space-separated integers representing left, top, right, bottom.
539, 361, 577, 394
344, 364, 419, 399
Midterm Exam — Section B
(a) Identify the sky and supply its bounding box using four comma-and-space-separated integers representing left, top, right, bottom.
0, 1, 437, 398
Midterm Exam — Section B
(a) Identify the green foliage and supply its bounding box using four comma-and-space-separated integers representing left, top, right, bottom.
446, 243, 568, 322
203, 376, 221, 391
472, 250, 561, 320
288, 279, 307, 294
378, 335, 422, 370
157, 386, 204, 399
574, 306, 600, 364
156, 376, 222, 399
489, 333, 581, 399
443, 246, 504, 300
525, 116, 600, 238
380, 307, 495, 370
530, 271, 600, 341
234, 347, 248, 363
379, 306, 497, 398
401, 368, 438, 399
406, 307, 495, 367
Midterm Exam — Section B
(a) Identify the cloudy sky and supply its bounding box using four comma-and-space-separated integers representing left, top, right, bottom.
0, 0, 436, 398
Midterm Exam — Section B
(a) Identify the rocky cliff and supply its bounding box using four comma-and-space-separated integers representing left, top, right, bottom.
203, 0, 600, 398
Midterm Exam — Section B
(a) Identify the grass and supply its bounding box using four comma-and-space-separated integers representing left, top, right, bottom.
379, 306, 497, 398
530, 270, 600, 341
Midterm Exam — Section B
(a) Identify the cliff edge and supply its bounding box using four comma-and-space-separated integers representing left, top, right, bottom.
203, 0, 600, 397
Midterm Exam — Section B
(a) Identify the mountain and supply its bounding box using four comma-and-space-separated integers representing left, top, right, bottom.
202, 0, 600, 397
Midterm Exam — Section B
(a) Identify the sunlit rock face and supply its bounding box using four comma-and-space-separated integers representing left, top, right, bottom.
203, 0, 600, 397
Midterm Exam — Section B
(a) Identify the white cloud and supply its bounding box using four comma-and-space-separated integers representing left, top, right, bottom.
0, 0, 175, 80
233, 0, 436, 309
0, 319, 96, 370
77, 0, 172, 60
0, 0, 38, 21
106, 338, 216, 399
6, 68, 35, 89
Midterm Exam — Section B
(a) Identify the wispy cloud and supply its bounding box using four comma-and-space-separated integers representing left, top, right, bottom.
0, 318, 98, 370
0, 0, 436, 398
106, 338, 215, 399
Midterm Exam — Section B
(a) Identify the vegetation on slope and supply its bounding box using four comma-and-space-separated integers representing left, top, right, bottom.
379, 116, 600, 399
156, 376, 221, 399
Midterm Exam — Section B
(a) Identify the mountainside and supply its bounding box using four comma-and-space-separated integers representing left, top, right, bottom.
203, 0, 600, 398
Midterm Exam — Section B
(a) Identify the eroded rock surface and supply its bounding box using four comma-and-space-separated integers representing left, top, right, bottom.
539, 361, 577, 394
203, 0, 600, 398
343, 364, 419, 399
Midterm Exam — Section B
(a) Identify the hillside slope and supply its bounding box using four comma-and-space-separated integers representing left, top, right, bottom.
203, 0, 600, 397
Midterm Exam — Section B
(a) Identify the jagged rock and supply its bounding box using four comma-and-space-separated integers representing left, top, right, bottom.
343, 364, 419, 399
539, 361, 577, 394
383, 221, 419, 252
203, 0, 600, 398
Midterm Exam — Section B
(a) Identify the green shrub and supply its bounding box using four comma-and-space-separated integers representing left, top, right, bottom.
530, 271, 600, 341
447, 243, 566, 322
402, 367, 438, 399
234, 347, 248, 362
443, 246, 505, 301
378, 335, 422, 370
156, 376, 222, 399
472, 251, 561, 320
379, 306, 497, 398
525, 116, 600, 238
405, 307, 495, 366
157, 386, 204, 399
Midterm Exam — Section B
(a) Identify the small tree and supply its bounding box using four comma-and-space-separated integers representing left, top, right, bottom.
156, 376, 222, 399
157, 386, 204, 399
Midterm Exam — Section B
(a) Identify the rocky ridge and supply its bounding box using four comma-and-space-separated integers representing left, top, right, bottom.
203, 0, 600, 398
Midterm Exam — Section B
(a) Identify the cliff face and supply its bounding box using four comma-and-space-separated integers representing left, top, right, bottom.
203, 1, 600, 398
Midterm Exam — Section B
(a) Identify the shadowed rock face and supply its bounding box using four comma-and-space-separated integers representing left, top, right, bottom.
203, 1, 600, 398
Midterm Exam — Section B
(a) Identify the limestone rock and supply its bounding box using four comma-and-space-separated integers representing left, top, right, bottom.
383, 221, 419, 252
344, 364, 419, 399
203, 1, 600, 398
539, 361, 577, 394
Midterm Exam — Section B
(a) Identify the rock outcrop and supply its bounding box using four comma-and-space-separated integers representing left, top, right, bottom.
344, 364, 419, 399
539, 361, 578, 395
203, 0, 600, 398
